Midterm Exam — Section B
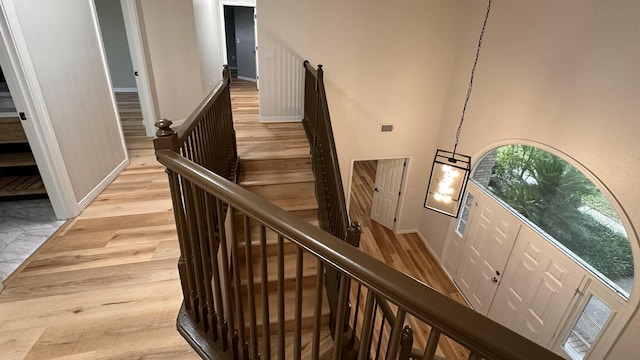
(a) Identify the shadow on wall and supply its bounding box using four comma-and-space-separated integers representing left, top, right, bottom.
258, 29, 306, 120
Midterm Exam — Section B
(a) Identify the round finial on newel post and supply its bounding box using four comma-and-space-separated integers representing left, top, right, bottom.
155, 119, 175, 137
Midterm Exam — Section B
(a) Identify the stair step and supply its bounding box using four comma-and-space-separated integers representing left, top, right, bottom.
241, 284, 331, 338
0, 152, 36, 167
0, 175, 46, 196
252, 325, 334, 360
238, 168, 314, 187
238, 251, 319, 294
0, 117, 27, 144
240, 155, 312, 175
235, 219, 320, 258
234, 126, 307, 142
243, 182, 317, 212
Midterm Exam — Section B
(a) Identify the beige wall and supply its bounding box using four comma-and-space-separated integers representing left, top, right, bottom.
417, 1, 640, 357
138, 0, 204, 122
259, 0, 465, 230
8, 0, 127, 203
192, 0, 225, 94
261, 0, 640, 355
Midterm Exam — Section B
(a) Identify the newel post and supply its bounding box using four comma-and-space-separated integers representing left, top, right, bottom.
153, 118, 179, 153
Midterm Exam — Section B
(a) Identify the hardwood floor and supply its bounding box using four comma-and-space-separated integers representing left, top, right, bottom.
0, 92, 195, 360
0, 80, 468, 359
349, 159, 470, 359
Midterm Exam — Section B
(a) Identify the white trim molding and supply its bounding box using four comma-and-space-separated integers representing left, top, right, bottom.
78, 158, 128, 210
414, 229, 442, 263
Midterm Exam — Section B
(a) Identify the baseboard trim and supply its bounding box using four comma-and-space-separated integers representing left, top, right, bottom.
414, 229, 441, 262
416, 229, 470, 307
259, 115, 302, 123
77, 157, 129, 210
113, 87, 138, 93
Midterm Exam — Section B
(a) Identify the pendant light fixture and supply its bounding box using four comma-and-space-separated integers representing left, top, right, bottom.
424, 0, 492, 217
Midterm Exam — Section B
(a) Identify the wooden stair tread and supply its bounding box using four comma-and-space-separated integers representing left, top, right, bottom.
235, 127, 307, 141
235, 225, 320, 259
237, 147, 311, 162
238, 251, 319, 290
240, 156, 312, 173
0, 116, 21, 124
0, 175, 46, 196
0, 120, 27, 144
0, 152, 36, 167
241, 286, 331, 337
242, 182, 316, 211
238, 168, 314, 187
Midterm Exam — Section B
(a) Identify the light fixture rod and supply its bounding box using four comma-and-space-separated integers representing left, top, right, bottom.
453, 0, 492, 156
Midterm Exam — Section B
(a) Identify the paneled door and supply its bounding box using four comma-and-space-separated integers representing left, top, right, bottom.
370, 158, 405, 230
488, 225, 584, 350
455, 191, 521, 315
235, 6, 257, 81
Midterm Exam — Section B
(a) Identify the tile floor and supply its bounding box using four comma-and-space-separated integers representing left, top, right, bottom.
0, 199, 65, 287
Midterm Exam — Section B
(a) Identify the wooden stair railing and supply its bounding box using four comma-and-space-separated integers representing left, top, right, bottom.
302, 60, 361, 348
154, 147, 564, 360
154, 65, 565, 360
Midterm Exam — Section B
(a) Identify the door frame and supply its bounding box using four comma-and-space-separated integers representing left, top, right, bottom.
460, 139, 640, 360
120, 0, 157, 137
0, 0, 80, 219
448, 178, 635, 359
347, 156, 409, 233
217, 0, 257, 85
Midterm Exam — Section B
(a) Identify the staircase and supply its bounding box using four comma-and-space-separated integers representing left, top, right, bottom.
231, 79, 333, 358
155, 66, 566, 360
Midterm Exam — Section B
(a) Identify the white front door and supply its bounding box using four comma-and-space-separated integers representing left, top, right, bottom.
370, 158, 405, 230
455, 191, 521, 315
488, 225, 584, 351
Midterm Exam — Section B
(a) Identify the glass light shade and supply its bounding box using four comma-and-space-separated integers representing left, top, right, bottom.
424, 150, 471, 217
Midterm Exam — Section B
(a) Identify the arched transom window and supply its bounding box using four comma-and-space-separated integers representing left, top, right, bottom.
472, 144, 633, 297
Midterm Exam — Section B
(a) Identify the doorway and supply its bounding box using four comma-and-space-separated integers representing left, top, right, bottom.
444, 182, 618, 357
94, 0, 146, 145
223, 5, 257, 83
349, 158, 407, 232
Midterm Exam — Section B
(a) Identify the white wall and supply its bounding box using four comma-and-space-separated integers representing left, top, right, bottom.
192, 0, 225, 93
416, 1, 640, 357
95, 0, 136, 90
4, 0, 128, 208
259, 0, 464, 231
138, 0, 204, 122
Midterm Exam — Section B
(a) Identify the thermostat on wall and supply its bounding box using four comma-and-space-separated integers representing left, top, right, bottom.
380, 124, 394, 133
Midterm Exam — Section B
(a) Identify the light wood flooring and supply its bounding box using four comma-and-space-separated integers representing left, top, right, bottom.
0, 80, 467, 359
349, 160, 470, 358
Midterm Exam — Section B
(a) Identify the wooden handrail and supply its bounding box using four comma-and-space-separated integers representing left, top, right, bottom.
156, 149, 564, 360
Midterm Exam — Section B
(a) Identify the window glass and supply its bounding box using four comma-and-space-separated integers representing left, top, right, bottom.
563, 295, 612, 359
455, 192, 475, 236
472, 145, 633, 296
